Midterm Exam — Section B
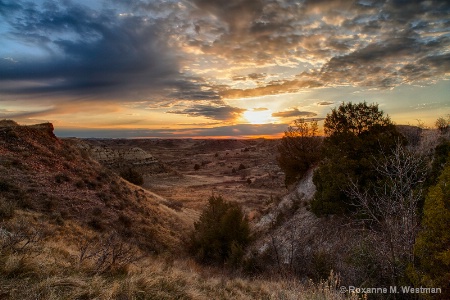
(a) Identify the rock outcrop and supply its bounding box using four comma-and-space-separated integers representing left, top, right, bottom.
80, 143, 158, 167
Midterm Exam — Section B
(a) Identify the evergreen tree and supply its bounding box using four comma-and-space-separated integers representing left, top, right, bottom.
189, 195, 250, 265
412, 155, 450, 299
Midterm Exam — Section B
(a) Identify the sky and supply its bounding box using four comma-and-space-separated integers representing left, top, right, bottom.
0, 0, 449, 138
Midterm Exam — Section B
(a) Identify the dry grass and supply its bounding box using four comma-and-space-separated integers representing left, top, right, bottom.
0, 211, 358, 300
1, 242, 361, 300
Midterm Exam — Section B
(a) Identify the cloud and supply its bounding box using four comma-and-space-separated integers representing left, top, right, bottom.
231, 73, 267, 82
232, 75, 247, 81
0, 0, 217, 104
3, 0, 449, 103
317, 101, 334, 106
187, 0, 450, 93
1, 0, 449, 131
167, 104, 245, 120
272, 108, 317, 118
248, 73, 267, 80
222, 77, 323, 99
0, 108, 56, 119
190, 0, 265, 34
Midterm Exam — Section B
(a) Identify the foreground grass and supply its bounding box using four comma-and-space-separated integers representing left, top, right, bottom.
0, 248, 360, 300
0, 212, 360, 300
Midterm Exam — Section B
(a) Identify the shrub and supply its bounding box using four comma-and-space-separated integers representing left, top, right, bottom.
189, 195, 250, 265
54, 173, 70, 184
75, 179, 85, 189
311, 251, 334, 282
120, 168, 144, 186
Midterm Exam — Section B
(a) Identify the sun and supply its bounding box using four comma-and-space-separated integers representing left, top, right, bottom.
243, 109, 274, 124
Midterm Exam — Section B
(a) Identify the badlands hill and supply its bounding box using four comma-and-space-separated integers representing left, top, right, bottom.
0, 120, 192, 253
0, 120, 354, 300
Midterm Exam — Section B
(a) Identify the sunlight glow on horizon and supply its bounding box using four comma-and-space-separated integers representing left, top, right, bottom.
243, 109, 277, 125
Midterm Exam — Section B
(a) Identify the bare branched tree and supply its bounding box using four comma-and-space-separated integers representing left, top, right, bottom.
347, 142, 428, 286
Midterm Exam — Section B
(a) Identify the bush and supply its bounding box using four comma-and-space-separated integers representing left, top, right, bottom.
120, 168, 144, 186
55, 173, 70, 184
189, 195, 250, 265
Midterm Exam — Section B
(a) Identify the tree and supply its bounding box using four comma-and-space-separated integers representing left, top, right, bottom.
189, 195, 250, 265
411, 155, 450, 299
435, 115, 449, 134
347, 142, 428, 287
311, 102, 403, 216
323, 102, 392, 136
277, 119, 322, 186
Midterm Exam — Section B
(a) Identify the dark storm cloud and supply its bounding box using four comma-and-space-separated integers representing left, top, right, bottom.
272, 109, 317, 118
0, 0, 216, 102
167, 104, 245, 120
